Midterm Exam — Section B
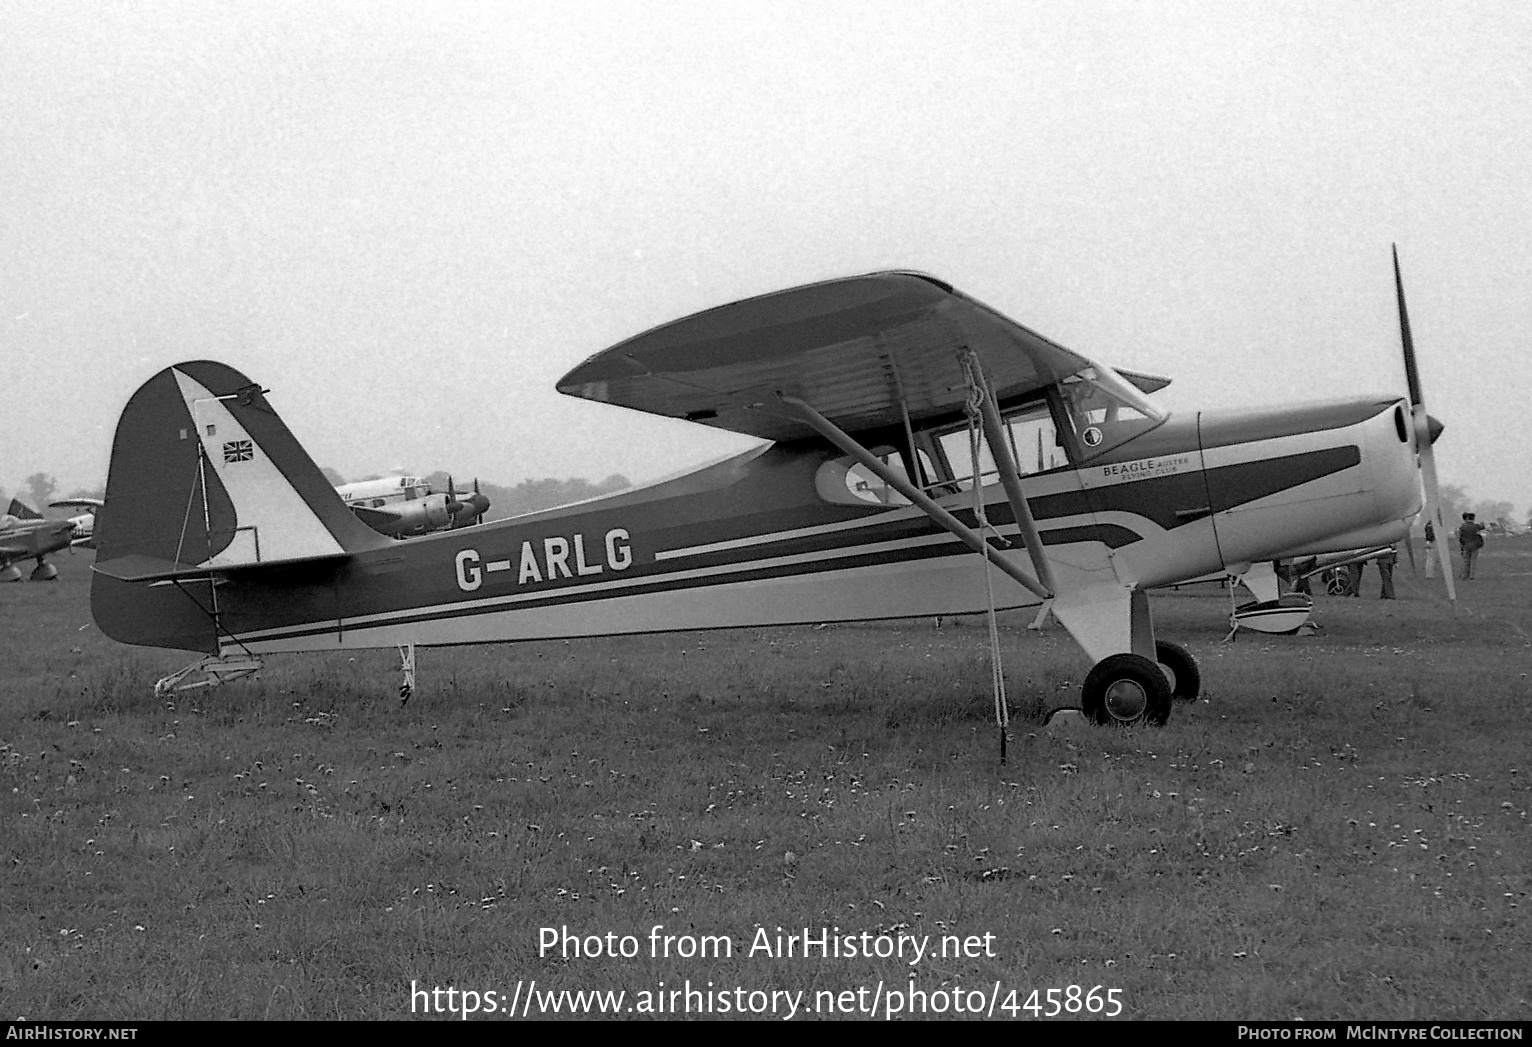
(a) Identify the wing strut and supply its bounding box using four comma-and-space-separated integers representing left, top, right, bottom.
778, 395, 1053, 602
962, 350, 1060, 597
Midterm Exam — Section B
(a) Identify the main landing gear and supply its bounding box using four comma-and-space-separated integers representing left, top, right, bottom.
0, 558, 59, 581
1078, 641, 1200, 727
1154, 639, 1202, 703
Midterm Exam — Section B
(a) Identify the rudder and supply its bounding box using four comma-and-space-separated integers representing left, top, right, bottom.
92, 360, 388, 650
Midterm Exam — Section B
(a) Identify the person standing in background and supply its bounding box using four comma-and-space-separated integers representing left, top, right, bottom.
1458, 512, 1486, 580
1344, 559, 1363, 597
1376, 545, 1397, 599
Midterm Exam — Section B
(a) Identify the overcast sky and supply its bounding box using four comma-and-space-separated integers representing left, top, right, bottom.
3, 1, 1529, 513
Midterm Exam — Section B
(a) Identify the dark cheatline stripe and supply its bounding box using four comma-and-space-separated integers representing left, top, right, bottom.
669, 513, 1141, 571
243, 522, 1145, 644
1036, 446, 1362, 531
1204, 447, 1360, 511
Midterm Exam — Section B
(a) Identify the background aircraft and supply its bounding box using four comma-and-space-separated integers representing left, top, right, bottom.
335, 475, 489, 538
87, 262, 1443, 729
1, 498, 98, 581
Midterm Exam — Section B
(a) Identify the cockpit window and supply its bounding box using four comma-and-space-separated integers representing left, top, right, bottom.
1058, 366, 1166, 458
936, 401, 1067, 487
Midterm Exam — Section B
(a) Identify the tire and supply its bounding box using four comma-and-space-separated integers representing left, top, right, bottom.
1324, 569, 1348, 596
1155, 640, 1201, 703
1081, 653, 1173, 727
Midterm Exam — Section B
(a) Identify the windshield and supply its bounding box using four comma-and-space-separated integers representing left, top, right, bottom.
1058, 364, 1167, 457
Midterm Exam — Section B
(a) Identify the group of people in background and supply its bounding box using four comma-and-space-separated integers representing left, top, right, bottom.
1280, 511, 1491, 600
1337, 546, 1398, 599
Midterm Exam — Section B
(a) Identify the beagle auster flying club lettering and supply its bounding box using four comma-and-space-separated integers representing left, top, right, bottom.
1090, 454, 1196, 484
88, 258, 1454, 725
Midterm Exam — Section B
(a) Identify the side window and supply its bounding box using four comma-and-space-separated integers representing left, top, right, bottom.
936, 402, 1067, 486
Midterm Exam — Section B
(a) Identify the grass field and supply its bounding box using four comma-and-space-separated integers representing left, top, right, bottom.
2, 542, 1530, 1020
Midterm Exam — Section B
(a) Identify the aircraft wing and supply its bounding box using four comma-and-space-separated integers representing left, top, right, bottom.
347, 503, 406, 528
557, 271, 1118, 442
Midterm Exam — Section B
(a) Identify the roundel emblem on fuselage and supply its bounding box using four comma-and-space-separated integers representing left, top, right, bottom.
1082, 426, 1103, 447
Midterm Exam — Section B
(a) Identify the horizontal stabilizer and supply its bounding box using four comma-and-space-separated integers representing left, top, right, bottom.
95, 551, 351, 583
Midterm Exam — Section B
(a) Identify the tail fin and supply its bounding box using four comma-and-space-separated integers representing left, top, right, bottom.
92, 361, 388, 650
7, 499, 42, 520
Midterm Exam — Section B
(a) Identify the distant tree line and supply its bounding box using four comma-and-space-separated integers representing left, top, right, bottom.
421, 471, 631, 520
1423, 483, 1526, 532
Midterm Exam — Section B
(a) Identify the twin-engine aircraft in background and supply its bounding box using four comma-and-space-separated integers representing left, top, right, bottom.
336, 474, 489, 538
88, 257, 1448, 726
1, 498, 101, 581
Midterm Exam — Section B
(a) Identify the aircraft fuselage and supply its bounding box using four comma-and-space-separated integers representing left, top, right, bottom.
93, 394, 1418, 654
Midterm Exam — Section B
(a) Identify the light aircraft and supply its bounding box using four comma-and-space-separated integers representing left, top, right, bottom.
336, 474, 489, 537
88, 259, 1447, 725
1, 498, 100, 581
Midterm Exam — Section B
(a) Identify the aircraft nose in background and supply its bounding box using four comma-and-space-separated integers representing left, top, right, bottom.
1426, 414, 1445, 445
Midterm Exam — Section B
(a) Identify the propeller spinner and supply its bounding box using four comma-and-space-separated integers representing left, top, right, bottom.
445, 475, 490, 527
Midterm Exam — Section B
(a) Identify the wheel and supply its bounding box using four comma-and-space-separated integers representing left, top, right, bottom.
1081, 653, 1173, 727
1155, 640, 1201, 702
1324, 568, 1348, 596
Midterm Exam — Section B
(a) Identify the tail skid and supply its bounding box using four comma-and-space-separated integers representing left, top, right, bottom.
154, 653, 264, 695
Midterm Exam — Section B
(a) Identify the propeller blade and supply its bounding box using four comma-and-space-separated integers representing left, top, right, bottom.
443, 474, 471, 520
1394, 245, 1456, 610
1417, 428, 1457, 606
1394, 245, 1423, 407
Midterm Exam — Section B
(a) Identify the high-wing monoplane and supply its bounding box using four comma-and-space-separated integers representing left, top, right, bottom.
88, 262, 1445, 724
1, 498, 99, 581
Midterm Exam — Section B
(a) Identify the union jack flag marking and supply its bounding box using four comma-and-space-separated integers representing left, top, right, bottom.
223, 440, 254, 464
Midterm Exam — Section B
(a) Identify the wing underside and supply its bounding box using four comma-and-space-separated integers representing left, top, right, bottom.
557, 272, 1102, 442
347, 503, 405, 528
